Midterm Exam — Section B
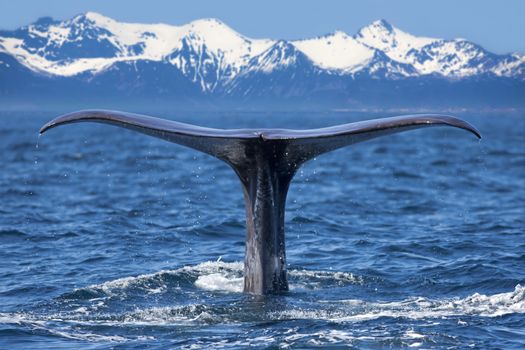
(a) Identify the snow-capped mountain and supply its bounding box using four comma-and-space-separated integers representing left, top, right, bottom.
0, 13, 273, 88
0, 13, 523, 108
355, 19, 525, 79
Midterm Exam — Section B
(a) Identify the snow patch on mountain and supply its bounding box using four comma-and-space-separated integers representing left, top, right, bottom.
492, 54, 525, 77
293, 31, 374, 70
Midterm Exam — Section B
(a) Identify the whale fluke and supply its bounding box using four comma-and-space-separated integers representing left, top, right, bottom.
40, 110, 480, 295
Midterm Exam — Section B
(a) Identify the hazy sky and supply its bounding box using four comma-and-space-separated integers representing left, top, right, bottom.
1, 0, 523, 54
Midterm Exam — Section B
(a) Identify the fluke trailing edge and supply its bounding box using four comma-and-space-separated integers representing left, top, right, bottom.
40, 110, 481, 295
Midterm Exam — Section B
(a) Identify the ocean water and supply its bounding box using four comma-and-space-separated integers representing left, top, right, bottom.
0, 110, 524, 349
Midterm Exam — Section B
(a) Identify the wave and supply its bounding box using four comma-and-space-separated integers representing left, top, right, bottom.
0, 313, 151, 342
0, 229, 28, 237
62, 261, 523, 315
0, 261, 523, 343
275, 284, 525, 321
1, 283, 523, 344
83, 261, 244, 296
176, 329, 420, 349
63, 261, 361, 298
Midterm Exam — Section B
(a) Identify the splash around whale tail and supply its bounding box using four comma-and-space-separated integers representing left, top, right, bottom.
40, 110, 480, 295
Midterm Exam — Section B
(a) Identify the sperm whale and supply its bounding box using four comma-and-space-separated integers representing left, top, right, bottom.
40, 110, 480, 295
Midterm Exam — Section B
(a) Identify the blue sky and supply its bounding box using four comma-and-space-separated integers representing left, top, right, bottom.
1, 0, 524, 54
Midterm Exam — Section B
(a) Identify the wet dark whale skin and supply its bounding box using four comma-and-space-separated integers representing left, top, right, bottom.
40, 110, 480, 295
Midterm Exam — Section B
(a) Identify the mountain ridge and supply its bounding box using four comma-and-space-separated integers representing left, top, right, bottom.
0, 12, 523, 109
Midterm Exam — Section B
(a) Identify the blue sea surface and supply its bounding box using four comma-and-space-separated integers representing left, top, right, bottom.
0, 110, 524, 349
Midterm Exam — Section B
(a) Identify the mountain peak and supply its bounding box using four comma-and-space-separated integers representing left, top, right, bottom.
245, 40, 311, 73
263, 40, 301, 60
84, 11, 107, 20
190, 17, 225, 25
373, 19, 394, 32
184, 17, 250, 46
356, 19, 396, 40
293, 31, 374, 70
187, 17, 233, 31
328, 30, 349, 39
33, 16, 57, 26
273, 40, 295, 49
355, 19, 437, 63
73, 11, 113, 25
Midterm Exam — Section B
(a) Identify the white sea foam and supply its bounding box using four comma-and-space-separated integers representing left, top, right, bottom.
189, 262, 364, 292
0, 303, 221, 333
289, 268, 363, 284
120, 304, 222, 325
194, 273, 244, 293
8, 282, 522, 329
283, 329, 357, 344
85, 260, 243, 295
274, 284, 525, 322
85, 260, 362, 295
179, 328, 424, 349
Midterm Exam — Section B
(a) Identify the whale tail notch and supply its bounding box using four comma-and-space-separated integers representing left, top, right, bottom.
40, 110, 480, 295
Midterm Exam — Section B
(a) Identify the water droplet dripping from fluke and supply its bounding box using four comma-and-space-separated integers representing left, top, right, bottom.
35, 133, 41, 149
34, 133, 42, 165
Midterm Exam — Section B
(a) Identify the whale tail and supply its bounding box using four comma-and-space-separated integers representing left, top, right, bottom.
40, 110, 480, 295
